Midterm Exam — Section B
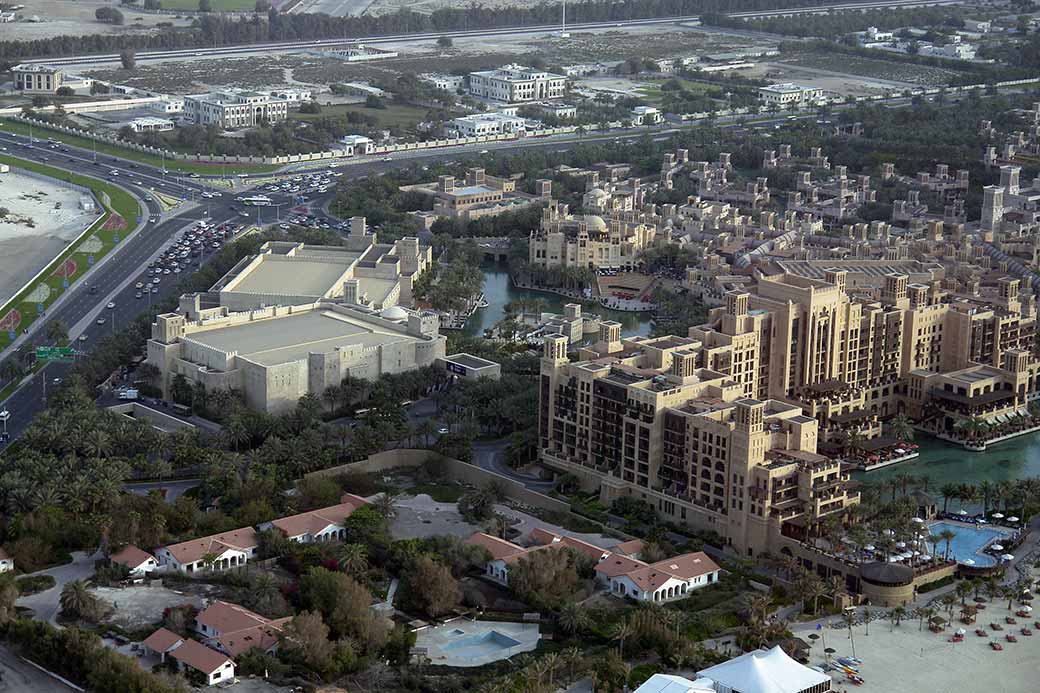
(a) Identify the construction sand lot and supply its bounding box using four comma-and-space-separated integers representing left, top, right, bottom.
0, 169, 100, 307
2, 0, 193, 40
93, 584, 207, 629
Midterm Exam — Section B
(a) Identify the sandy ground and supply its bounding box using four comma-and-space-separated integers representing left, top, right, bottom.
0, 170, 99, 306
94, 584, 207, 629
795, 596, 1040, 693
2, 0, 193, 40
742, 62, 899, 96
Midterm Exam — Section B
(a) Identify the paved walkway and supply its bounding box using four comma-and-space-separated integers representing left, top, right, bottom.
15, 550, 101, 626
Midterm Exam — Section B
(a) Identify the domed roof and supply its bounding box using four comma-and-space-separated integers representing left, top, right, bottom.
587, 188, 609, 199
860, 560, 913, 586
379, 305, 409, 321
583, 214, 607, 232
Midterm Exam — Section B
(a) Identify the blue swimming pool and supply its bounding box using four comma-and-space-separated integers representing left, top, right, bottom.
928, 521, 1014, 567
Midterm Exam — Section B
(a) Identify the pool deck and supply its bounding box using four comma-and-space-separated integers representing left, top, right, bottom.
928, 519, 1018, 568
412, 619, 540, 667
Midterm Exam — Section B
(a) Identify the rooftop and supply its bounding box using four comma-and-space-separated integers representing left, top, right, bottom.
183, 308, 426, 368
226, 258, 352, 297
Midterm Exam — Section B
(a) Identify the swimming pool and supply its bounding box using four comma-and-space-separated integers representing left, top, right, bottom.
414, 620, 541, 666
441, 630, 523, 653
928, 521, 1013, 567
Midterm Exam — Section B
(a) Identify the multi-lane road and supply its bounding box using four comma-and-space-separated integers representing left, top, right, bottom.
23, 0, 966, 68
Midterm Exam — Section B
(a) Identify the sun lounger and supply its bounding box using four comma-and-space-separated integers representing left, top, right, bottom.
1015, 610, 1029, 617
1021, 628, 1032, 636
1006, 617, 1017, 624
1006, 634, 1018, 643
975, 629, 987, 637
991, 623, 1004, 631
990, 641, 1003, 650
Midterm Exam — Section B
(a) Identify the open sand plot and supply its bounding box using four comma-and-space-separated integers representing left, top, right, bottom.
0, 170, 100, 306
798, 596, 1040, 693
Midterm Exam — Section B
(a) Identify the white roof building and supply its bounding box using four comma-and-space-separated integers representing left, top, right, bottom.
696, 646, 832, 693
635, 674, 716, 693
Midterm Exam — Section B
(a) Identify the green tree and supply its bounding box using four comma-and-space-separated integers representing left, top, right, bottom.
403, 555, 461, 617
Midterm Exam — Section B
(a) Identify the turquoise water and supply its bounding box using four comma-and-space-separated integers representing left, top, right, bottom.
853, 432, 1040, 491
927, 521, 1014, 567
464, 266, 652, 337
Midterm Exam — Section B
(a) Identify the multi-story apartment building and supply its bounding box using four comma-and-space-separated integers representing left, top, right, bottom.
529, 201, 655, 272
468, 64, 567, 103
183, 90, 288, 129
538, 324, 860, 559
12, 64, 66, 93
538, 268, 1040, 581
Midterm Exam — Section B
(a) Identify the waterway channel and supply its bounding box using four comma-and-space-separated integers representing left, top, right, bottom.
853, 432, 1040, 491
463, 266, 652, 338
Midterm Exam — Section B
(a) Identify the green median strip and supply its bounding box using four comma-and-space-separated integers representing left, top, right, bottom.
0, 154, 143, 351
0, 119, 280, 176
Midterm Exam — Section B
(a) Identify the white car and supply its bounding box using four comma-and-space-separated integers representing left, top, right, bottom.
106, 302, 115, 309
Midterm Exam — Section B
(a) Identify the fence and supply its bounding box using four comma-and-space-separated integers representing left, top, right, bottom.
305, 448, 572, 514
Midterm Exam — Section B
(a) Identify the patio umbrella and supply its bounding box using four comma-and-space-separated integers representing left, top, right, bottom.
979, 519, 988, 524
1008, 516, 1020, 523
912, 517, 925, 523
962, 559, 976, 566
958, 509, 969, 516
1021, 605, 1033, 613
920, 554, 932, 560
896, 541, 907, 548
1003, 554, 1016, 561
956, 628, 966, 636
889, 556, 901, 562
991, 544, 1004, 552
883, 529, 895, 536
913, 550, 922, 556
863, 545, 876, 551
992, 513, 1004, 519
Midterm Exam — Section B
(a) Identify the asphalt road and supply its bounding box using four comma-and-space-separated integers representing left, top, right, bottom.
0, 645, 79, 692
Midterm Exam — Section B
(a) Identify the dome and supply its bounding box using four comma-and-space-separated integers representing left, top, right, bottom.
379, 305, 409, 321
588, 188, 609, 199
583, 215, 607, 232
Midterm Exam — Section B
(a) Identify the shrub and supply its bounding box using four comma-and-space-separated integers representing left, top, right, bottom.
16, 575, 56, 595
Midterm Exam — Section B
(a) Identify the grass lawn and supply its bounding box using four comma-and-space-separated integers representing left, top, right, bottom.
291, 102, 430, 129
0, 119, 280, 175
0, 154, 142, 351
152, 0, 258, 10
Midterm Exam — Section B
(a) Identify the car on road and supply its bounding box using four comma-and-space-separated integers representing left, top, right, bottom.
382, 156, 392, 162
78, 334, 88, 342
96, 317, 106, 325
437, 426, 449, 434
135, 292, 143, 299
135, 282, 144, 289
106, 302, 115, 309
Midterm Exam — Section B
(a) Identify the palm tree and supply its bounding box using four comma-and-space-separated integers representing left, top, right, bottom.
843, 429, 866, 459
45, 319, 67, 345
939, 528, 956, 560
940, 483, 959, 513
978, 480, 995, 515
372, 492, 397, 519
927, 533, 942, 560
799, 574, 828, 616
611, 618, 633, 658
890, 605, 907, 629
60, 580, 102, 622
955, 580, 972, 605
916, 606, 935, 631
337, 543, 368, 575
888, 414, 915, 441
557, 601, 591, 635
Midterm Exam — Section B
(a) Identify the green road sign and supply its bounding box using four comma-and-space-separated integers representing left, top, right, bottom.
35, 346, 75, 361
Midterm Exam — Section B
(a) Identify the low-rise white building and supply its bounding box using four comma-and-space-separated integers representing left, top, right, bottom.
631, 105, 663, 125
0, 548, 13, 573
340, 134, 373, 155
420, 73, 465, 92
148, 97, 185, 114
451, 112, 526, 137
183, 90, 288, 129
258, 494, 368, 543
468, 64, 567, 103
155, 527, 258, 574
127, 117, 174, 133
109, 544, 158, 576
757, 83, 823, 107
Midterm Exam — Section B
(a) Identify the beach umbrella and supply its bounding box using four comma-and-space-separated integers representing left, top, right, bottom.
863, 545, 875, 552
1002, 554, 1015, 561
992, 513, 1004, 519
991, 544, 1004, 552
913, 551, 922, 556
912, 517, 925, 524
824, 647, 836, 663
1021, 605, 1033, 613
1008, 516, 1020, 523
956, 628, 966, 636
920, 554, 932, 560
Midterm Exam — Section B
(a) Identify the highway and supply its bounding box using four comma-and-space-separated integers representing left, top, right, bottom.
22, 0, 965, 68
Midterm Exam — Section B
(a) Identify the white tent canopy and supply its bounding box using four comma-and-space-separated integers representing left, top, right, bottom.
697, 646, 831, 693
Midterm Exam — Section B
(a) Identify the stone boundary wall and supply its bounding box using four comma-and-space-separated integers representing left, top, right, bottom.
306, 448, 571, 514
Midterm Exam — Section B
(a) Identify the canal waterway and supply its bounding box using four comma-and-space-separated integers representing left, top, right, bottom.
464, 267, 652, 338
854, 432, 1040, 491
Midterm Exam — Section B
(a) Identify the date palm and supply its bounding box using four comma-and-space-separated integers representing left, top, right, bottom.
611, 617, 633, 658
337, 543, 368, 575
